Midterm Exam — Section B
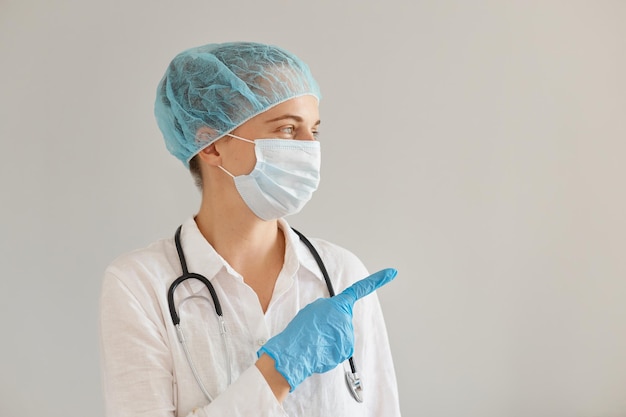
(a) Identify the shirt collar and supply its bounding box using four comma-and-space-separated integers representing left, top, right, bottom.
177, 217, 325, 294
279, 218, 326, 283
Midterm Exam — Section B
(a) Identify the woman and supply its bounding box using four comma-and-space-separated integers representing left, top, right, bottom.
100, 42, 401, 416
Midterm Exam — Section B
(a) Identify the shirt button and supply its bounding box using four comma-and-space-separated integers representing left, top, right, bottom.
257, 338, 267, 346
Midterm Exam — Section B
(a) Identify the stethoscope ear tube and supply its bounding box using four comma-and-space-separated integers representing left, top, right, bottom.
168, 226, 224, 326
168, 273, 224, 324
167, 278, 182, 326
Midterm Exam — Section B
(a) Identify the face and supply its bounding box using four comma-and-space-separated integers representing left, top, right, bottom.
214, 95, 320, 176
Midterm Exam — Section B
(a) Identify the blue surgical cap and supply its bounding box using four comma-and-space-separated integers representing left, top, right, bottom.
154, 42, 321, 166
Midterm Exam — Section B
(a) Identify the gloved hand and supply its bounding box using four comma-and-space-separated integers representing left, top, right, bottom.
257, 268, 397, 391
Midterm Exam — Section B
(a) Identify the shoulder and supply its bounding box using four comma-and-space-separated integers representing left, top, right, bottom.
302, 235, 370, 291
103, 236, 179, 294
305, 237, 362, 265
100, 237, 180, 344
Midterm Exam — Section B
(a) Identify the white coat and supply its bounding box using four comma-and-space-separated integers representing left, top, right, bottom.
100, 218, 401, 417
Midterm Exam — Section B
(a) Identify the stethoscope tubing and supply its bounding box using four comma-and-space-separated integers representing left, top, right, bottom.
290, 228, 359, 377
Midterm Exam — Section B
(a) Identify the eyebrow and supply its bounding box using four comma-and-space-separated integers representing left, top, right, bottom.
264, 114, 321, 125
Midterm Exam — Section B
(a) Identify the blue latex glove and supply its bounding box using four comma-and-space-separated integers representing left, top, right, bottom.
257, 268, 397, 391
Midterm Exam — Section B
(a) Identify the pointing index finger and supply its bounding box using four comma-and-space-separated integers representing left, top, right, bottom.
338, 268, 398, 305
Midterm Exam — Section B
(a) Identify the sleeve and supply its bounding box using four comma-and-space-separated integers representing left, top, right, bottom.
99, 267, 288, 417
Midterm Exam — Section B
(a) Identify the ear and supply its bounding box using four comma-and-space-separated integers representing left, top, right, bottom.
196, 142, 222, 167
195, 128, 223, 167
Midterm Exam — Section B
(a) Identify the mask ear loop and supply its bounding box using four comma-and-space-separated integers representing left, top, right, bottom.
217, 133, 257, 178
218, 165, 236, 178
226, 133, 255, 144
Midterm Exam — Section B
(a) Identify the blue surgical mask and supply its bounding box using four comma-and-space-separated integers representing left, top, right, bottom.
218, 134, 321, 221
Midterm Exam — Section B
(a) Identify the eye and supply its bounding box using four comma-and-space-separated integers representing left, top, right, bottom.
279, 126, 295, 136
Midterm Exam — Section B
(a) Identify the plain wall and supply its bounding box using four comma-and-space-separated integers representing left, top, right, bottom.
1, 1, 625, 416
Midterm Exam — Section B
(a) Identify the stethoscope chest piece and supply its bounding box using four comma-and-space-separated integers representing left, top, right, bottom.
345, 371, 363, 403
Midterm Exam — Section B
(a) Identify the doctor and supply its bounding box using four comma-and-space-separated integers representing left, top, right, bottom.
100, 42, 401, 416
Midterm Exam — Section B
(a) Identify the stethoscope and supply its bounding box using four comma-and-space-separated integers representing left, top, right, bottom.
167, 225, 364, 403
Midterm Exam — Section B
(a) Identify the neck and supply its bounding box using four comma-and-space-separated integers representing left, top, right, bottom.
194, 193, 285, 286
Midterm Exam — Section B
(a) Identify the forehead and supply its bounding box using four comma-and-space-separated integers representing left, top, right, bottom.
253, 95, 320, 123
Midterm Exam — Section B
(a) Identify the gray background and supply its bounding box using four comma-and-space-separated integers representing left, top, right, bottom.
1, 1, 625, 416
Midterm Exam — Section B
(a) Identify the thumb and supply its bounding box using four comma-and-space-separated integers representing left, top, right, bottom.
335, 268, 398, 308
